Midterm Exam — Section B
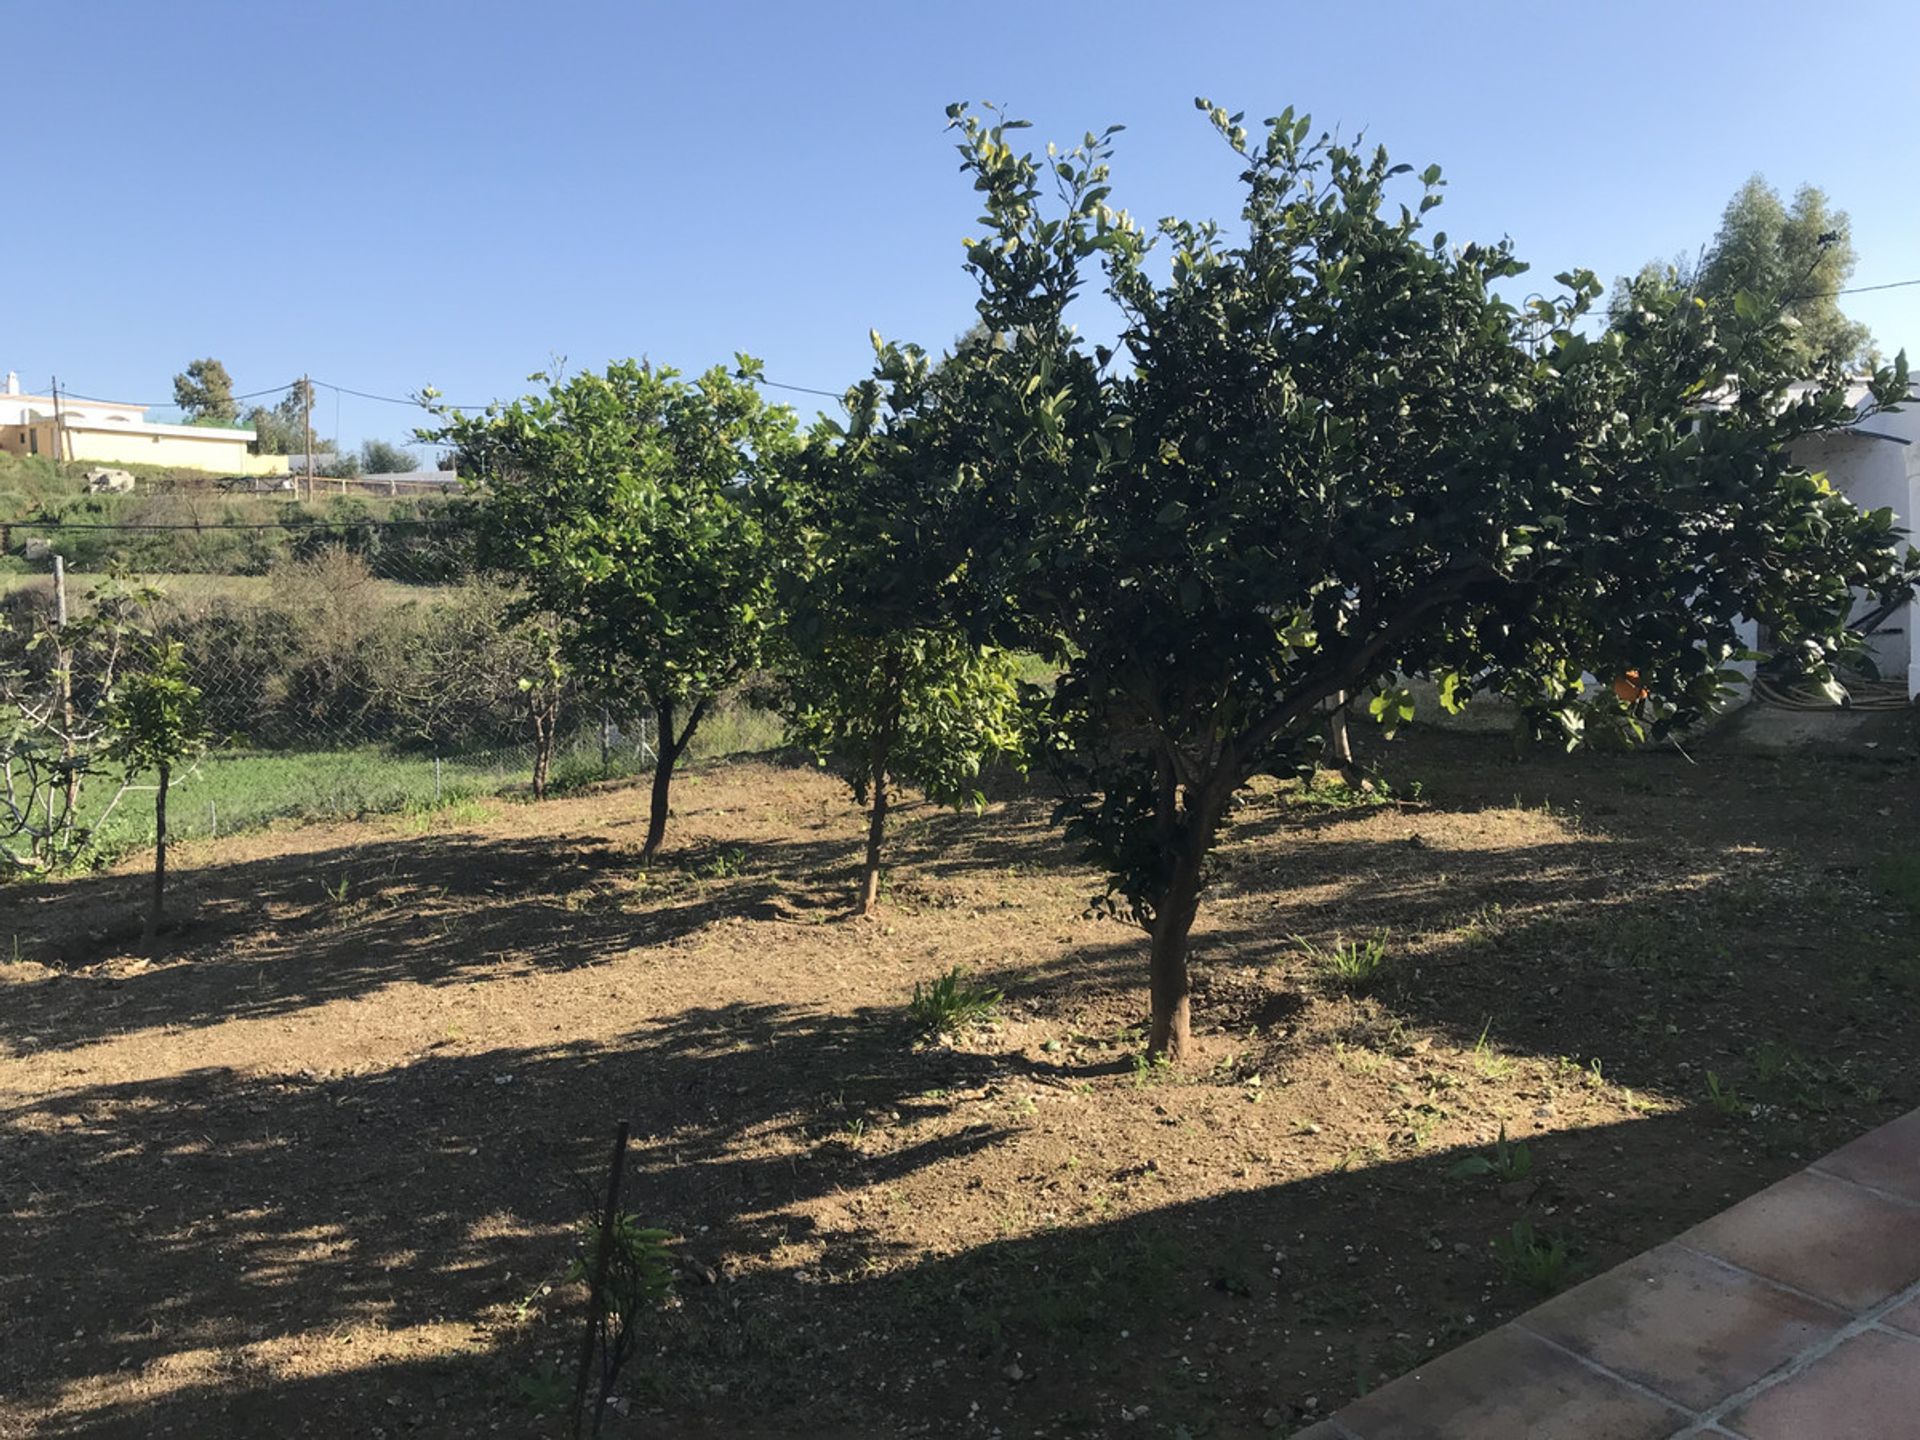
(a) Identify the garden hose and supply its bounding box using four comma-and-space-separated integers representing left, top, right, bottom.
1751, 675, 1913, 712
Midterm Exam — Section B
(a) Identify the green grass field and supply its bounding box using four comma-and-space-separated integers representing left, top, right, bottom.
0, 570, 457, 608
80, 703, 788, 858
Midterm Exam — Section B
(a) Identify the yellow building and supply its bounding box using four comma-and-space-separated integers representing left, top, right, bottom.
0, 371, 289, 476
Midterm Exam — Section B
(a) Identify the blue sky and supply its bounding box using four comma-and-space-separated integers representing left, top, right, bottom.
9, 1, 1917, 451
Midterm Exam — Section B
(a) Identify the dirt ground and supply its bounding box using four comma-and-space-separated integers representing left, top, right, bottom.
3, 727, 1917, 1439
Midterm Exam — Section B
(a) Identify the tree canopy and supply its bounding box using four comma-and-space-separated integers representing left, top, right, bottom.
103, 638, 209, 949
246, 379, 317, 455
172, 358, 237, 423
427, 358, 799, 858
1622, 176, 1874, 370
933, 101, 1913, 1057
360, 438, 419, 474
779, 337, 1027, 911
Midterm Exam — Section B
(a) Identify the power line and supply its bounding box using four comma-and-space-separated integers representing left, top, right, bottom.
1790, 277, 1920, 301
53, 380, 298, 408
313, 375, 854, 409
34, 272, 1920, 418
761, 378, 847, 399
312, 379, 461, 407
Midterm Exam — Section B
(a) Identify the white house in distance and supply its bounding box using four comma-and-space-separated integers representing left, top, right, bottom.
1796, 381, 1920, 701
0, 371, 288, 477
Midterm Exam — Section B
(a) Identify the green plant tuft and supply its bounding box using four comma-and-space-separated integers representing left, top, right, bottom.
1298, 931, 1390, 992
1493, 1220, 1572, 1295
1447, 1124, 1534, 1183
908, 966, 1002, 1042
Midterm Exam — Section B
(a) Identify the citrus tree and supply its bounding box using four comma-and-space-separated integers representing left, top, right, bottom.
104, 639, 209, 948
939, 101, 1914, 1059
428, 360, 799, 860
779, 338, 1027, 912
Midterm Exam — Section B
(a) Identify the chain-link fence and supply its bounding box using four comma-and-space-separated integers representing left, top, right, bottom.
4, 519, 779, 854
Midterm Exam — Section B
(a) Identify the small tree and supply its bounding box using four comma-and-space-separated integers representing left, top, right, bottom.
172, 358, 238, 423
104, 640, 209, 948
246, 380, 321, 455
427, 358, 799, 860
520, 620, 568, 800
938, 102, 1914, 1059
788, 632, 1024, 913
780, 338, 1026, 912
361, 438, 419, 474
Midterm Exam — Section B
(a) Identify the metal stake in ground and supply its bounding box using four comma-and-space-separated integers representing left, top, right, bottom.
571, 1120, 631, 1439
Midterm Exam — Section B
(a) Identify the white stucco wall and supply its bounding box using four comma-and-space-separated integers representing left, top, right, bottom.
1794, 394, 1920, 698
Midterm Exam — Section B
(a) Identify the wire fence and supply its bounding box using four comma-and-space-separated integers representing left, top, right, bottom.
4, 519, 781, 853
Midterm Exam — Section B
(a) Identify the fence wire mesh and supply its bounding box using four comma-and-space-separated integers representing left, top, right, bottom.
5, 519, 777, 853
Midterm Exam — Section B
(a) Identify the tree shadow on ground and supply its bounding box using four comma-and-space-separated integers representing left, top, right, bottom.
0, 825, 865, 1053
0, 992, 1020, 1438
1000, 825, 1917, 1113
6, 731, 1917, 1436
2, 1054, 1781, 1439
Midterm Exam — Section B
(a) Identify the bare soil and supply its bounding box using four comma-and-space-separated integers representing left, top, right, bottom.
3, 728, 1917, 1439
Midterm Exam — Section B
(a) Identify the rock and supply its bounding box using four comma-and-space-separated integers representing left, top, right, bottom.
1262, 1408, 1286, 1429
1002, 1362, 1025, 1383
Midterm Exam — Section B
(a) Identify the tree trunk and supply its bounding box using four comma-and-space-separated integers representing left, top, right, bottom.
1146, 849, 1205, 1061
643, 738, 676, 863
530, 691, 557, 801
857, 664, 903, 916
640, 695, 714, 864
859, 760, 889, 916
143, 760, 169, 952
1326, 690, 1360, 786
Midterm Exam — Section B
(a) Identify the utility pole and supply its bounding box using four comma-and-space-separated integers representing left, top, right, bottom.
53, 552, 78, 841
49, 376, 64, 463
303, 373, 315, 503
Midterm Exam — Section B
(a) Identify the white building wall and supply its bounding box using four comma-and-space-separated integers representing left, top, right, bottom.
1795, 397, 1920, 699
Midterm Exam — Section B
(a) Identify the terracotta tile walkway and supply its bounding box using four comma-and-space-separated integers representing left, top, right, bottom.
1300, 1108, 1920, 1440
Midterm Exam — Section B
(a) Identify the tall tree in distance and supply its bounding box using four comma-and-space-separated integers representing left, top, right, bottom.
172, 358, 238, 423
245, 379, 315, 454
1699, 177, 1872, 368
361, 438, 419, 474
1629, 177, 1875, 371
